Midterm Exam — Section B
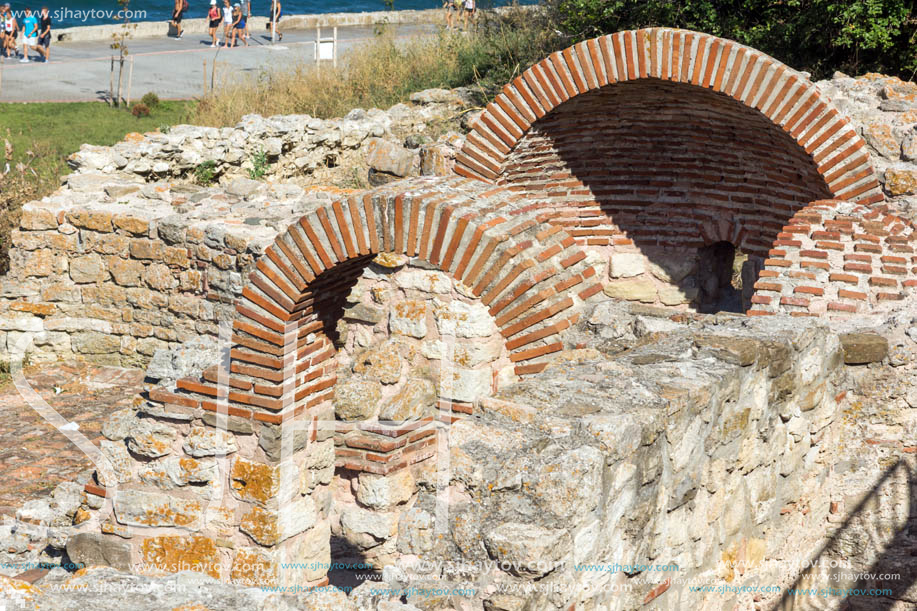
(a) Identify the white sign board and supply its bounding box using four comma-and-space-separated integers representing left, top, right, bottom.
319, 41, 335, 61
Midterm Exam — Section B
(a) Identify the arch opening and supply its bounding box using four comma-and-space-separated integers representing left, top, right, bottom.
498, 79, 836, 312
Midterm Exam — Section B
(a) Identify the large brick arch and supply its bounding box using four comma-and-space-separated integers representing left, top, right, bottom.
455, 28, 883, 207
162, 177, 600, 432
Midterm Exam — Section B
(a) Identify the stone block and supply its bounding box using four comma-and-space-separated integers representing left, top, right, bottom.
482, 522, 571, 577
433, 299, 496, 338
138, 455, 218, 489
608, 253, 645, 278
113, 489, 204, 529
364, 138, 416, 177
69, 254, 106, 283
126, 418, 178, 458
72, 331, 121, 354
230, 456, 280, 505
839, 333, 888, 364
140, 534, 220, 579
240, 497, 316, 546
603, 277, 657, 302
378, 377, 436, 421
390, 299, 427, 338
183, 426, 239, 456
108, 257, 145, 286
334, 378, 382, 421
357, 471, 415, 509
66, 533, 131, 571
885, 167, 917, 195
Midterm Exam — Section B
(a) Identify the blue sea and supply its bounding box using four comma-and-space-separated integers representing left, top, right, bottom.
17, 0, 531, 29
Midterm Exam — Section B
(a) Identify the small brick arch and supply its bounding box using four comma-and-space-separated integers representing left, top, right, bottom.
160, 177, 601, 429
747, 200, 917, 315
455, 28, 882, 206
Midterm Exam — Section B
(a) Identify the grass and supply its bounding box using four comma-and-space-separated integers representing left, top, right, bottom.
193, 6, 559, 126
0, 99, 195, 273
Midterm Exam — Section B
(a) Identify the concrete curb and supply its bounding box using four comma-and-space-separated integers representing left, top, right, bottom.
55, 9, 444, 43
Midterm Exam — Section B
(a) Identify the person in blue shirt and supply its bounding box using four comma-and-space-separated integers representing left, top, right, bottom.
20, 7, 38, 63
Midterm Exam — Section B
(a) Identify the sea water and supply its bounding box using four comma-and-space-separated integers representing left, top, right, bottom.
10, 0, 529, 29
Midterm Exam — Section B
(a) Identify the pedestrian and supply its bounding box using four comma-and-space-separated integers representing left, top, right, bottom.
207, 0, 221, 47
221, 0, 232, 47
269, 0, 282, 42
443, 0, 457, 30
2, 4, 18, 59
36, 5, 50, 62
462, 0, 476, 30
20, 7, 38, 62
243, 0, 251, 44
230, 3, 247, 47
170, 0, 186, 39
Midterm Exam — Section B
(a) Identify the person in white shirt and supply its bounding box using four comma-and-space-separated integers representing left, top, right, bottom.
462, 0, 476, 30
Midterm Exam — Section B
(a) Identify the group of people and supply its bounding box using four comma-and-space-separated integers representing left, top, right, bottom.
443, 0, 475, 30
170, 0, 283, 47
0, 3, 52, 62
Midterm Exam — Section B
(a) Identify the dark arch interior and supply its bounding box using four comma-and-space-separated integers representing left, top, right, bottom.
497, 79, 833, 311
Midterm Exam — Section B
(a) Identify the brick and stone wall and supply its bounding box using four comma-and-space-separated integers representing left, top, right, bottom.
748, 199, 917, 315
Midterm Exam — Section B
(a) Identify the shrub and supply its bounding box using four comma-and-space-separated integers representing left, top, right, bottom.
131, 103, 150, 118
194, 160, 218, 186
248, 148, 269, 180
141, 92, 161, 109
542, 0, 917, 80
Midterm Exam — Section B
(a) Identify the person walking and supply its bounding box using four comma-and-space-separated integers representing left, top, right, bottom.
207, 0, 221, 46
170, 0, 186, 39
461, 0, 476, 30
243, 0, 251, 44
269, 0, 282, 42
20, 7, 38, 62
443, 0, 457, 30
35, 5, 50, 61
229, 3, 247, 47
2, 4, 18, 60
221, 0, 232, 47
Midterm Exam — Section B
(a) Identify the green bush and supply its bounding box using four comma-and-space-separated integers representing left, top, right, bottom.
194, 160, 217, 185
141, 92, 161, 109
543, 0, 917, 80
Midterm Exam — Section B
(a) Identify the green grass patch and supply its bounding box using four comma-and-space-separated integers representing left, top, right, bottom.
0, 99, 195, 273
0, 100, 194, 174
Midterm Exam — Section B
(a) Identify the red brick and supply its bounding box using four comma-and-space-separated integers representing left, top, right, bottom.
780, 296, 810, 307
794, 286, 824, 296
828, 302, 857, 312
838, 289, 867, 301
828, 273, 858, 284
869, 276, 897, 287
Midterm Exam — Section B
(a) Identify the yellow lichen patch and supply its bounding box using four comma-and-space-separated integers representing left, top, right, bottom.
230, 457, 280, 505
239, 506, 280, 547
140, 535, 221, 580
172, 604, 214, 611
230, 547, 278, 587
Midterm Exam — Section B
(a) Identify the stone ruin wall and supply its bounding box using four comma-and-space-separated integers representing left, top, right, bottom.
2, 28, 917, 611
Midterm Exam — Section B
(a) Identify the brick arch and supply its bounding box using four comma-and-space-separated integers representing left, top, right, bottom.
159, 178, 601, 433
454, 28, 883, 206
748, 200, 917, 316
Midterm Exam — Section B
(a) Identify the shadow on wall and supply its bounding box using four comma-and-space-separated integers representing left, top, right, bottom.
498, 79, 834, 313
775, 460, 916, 610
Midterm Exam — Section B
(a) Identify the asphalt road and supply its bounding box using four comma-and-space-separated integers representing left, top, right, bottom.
0, 22, 437, 103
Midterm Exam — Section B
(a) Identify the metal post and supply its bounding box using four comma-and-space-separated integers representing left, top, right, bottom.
203, 59, 208, 95
316, 26, 320, 64
333, 26, 337, 68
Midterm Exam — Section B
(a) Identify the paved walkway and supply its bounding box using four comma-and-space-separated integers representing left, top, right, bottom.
0, 361, 144, 515
0, 22, 436, 103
